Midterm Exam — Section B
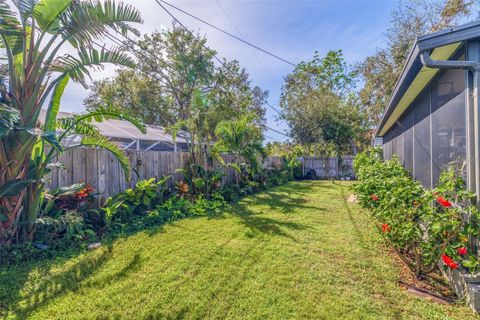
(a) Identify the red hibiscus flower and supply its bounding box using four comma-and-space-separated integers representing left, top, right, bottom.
437, 196, 452, 208
442, 254, 459, 269
381, 223, 391, 233
371, 194, 379, 201
457, 247, 468, 256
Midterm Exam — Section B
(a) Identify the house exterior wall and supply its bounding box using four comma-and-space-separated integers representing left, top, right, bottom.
382, 50, 467, 188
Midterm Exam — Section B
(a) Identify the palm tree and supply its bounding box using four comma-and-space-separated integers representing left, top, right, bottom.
0, 0, 144, 244
214, 113, 265, 173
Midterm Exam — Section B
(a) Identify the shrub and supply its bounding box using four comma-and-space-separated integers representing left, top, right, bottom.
353, 148, 480, 277
102, 176, 171, 224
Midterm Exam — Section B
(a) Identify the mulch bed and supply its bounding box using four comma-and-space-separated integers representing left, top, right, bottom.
388, 248, 459, 304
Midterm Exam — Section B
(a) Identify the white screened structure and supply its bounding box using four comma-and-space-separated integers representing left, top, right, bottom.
39, 110, 189, 152
376, 21, 480, 196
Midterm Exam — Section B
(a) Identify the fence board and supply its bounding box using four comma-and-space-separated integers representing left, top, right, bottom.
46, 148, 354, 200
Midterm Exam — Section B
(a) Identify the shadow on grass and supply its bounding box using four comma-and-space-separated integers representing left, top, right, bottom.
335, 181, 369, 249
0, 244, 145, 319
0, 181, 320, 318
228, 183, 316, 240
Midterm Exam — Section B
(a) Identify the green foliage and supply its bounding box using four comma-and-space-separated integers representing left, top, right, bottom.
0, 0, 143, 244
175, 163, 224, 199
3, 181, 480, 319
280, 50, 367, 155
356, 0, 477, 127
86, 24, 268, 165
213, 113, 265, 173
353, 148, 480, 276
103, 176, 170, 224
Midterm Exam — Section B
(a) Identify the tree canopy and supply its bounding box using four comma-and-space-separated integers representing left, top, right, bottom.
356, 0, 477, 128
86, 23, 268, 161
280, 50, 368, 155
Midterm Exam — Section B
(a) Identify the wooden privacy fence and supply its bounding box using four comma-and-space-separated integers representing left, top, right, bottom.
301, 156, 355, 179
45, 148, 284, 202
45, 148, 354, 202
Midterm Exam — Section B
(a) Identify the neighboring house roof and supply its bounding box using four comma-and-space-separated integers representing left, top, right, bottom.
376, 20, 480, 137
38, 109, 188, 144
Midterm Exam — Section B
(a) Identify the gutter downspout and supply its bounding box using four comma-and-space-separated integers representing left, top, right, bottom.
420, 50, 480, 255
420, 51, 480, 202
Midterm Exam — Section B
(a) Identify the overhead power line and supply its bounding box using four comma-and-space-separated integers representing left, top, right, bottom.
156, 0, 297, 67
214, 0, 283, 87
265, 125, 289, 137
93, 1, 289, 142
213, 1, 287, 121
265, 101, 285, 117
264, 134, 282, 142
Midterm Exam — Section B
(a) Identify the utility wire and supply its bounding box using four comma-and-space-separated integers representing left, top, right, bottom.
94, 2, 289, 142
214, 0, 283, 87
155, 0, 289, 142
265, 125, 289, 137
157, 0, 297, 67
266, 101, 285, 117
264, 134, 282, 142
214, 0, 287, 123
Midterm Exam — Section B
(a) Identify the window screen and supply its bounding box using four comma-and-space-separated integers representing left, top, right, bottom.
431, 69, 467, 185
381, 49, 467, 189
413, 90, 432, 188
400, 112, 414, 173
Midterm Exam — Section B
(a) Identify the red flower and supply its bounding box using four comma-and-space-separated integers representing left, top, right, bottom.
381, 223, 391, 233
442, 254, 459, 269
457, 247, 468, 256
437, 196, 452, 208
371, 194, 379, 201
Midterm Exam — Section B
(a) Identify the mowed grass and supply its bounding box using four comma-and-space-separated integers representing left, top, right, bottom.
1, 181, 479, 319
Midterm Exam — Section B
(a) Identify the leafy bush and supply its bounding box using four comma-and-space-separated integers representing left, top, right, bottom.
32, 183, 98, 245
353, 148, 480, 277
175, 163, 224, 199
103, 176, 170, 223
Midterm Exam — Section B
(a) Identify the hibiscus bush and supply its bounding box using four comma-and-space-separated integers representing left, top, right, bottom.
353, 148, 480, 277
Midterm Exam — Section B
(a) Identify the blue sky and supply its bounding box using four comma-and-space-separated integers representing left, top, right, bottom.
61, 0, 400, 142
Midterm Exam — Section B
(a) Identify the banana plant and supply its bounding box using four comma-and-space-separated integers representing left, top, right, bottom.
0, 0, 143, 244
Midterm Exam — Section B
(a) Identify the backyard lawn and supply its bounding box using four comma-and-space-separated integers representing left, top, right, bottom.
1, 180, 478, 319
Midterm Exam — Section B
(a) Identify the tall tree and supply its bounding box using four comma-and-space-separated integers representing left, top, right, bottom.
356, 0, 476, 129
280, 50, 367, 155
85, 69, 174, 126
86, 23, 268, 161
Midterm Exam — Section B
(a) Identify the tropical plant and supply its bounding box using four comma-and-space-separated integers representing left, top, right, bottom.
353, 149, 480, 277
0, 0, 143, 244
102, 176, 170, 224
213, 113, 265, 173
176, 162, 224, 199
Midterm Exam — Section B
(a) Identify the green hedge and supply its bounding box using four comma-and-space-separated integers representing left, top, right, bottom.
353, 148, 480, 277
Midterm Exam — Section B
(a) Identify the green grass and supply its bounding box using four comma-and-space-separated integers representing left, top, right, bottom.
1, 180, 479, 319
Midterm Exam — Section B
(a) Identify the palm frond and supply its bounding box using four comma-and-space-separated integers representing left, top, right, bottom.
41, 130, 62, 152
12, 0, 37, 20
51, 47, 134, 87
33, 0, 71, 33
58, 0, 142, 48
81, 134, 131, 181
44, 74, 69, 132
0, 1, 24, 56
57, 116, 100, 137
0, 103, 20, 136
